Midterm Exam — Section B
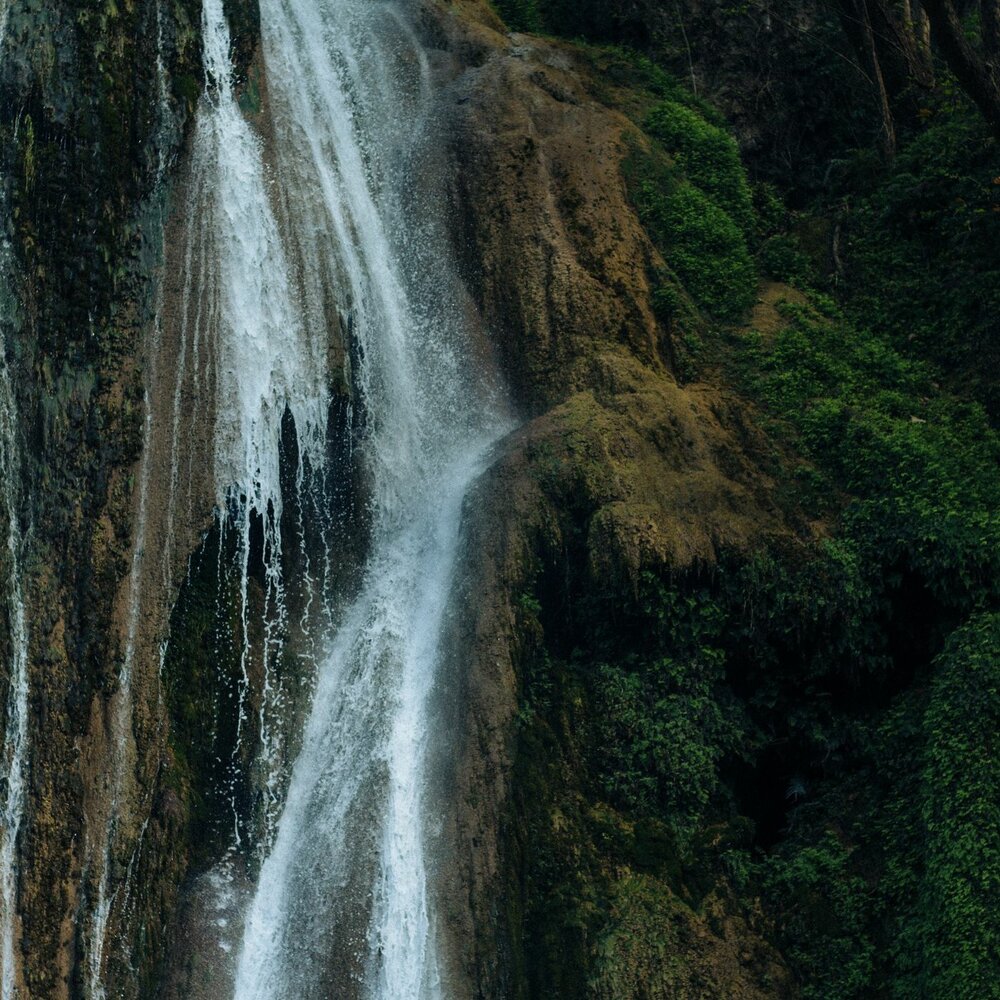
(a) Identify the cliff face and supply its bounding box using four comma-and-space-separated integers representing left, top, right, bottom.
427, 4, 1000, 998
0, 0, 202, 992
5, 1, 795, 987
0, 0, 997, 996
423, 5, 802, 995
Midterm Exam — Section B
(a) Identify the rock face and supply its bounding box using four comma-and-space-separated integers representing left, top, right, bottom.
419, 3, 803, 996
0, 0, 201, 993
0, 2, 804, 998
0, 0, 807, 996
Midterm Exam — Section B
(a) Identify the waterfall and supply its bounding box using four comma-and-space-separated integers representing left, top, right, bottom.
190, 0, 330, 848
86, 0, 506, 991
226, 0, 509, 996
87, 0, 331, 987
0, 21, 30, 999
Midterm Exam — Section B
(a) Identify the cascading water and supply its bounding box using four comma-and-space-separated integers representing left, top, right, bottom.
188, 0, 330, 847
89, 0, 507, 992
0, 21, 30, 1000
226, 0, 510, 997
86, 0, 331, 988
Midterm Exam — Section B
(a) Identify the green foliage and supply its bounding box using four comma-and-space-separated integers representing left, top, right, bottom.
493, 18, 761, 324
753, 180, 788, 238
594, 661, 730, 835
645, 100, 755, 234
845, 110, 1000, 420
742, 297, 1000, 611
593, 582, 742, 839
511, 290, 1000, 987
519, 259, 1000, 997
758, 235, 811, 285
634, 179, 756, 320
490, 0, 542, 33
911, 613, 1000, 998
650, 281, 680, 322
509, 570, 753, 997
492, 0, 639, 42
734, 287, 1000, 995
764, 832, 875, 1000
623, 96, 758, 321
764, 615, 1000, 1000
575, 44, 737, 141
494, 17, 1000, 999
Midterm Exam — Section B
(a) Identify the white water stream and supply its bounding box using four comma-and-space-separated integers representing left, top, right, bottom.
0, 312, 28, 1000
0, 18, 30, 1000
227, 0, 508, 996
86, 0, 507, 993
86, 0, 331, 988
193, 0, 330, 846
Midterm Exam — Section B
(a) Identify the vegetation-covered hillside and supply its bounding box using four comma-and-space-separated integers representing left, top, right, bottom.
486, 1, 1000, 996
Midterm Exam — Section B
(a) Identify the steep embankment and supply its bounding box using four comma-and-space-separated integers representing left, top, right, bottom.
419, 4, 806, 996
431, 4, 1000, 999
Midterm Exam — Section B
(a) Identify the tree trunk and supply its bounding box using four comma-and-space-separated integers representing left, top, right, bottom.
859, 0, 899, 155
981, 0, 1000, 65
923, 0, 1000, 137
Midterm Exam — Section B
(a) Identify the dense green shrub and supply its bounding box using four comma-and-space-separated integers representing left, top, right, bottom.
635, 180, 756, 320
490, 0, 542, 33
764, 832, 875, 1000
911, 613, 1000, 997
845, 111, 1000, 421
645, 100, 755, 234
758, 234, 812, 284
621, 95, 758, 321
764, 615, 1000, 1000
593, 582, 743, 839
735, 289, 1000, 997
742, 297, 1000, 609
